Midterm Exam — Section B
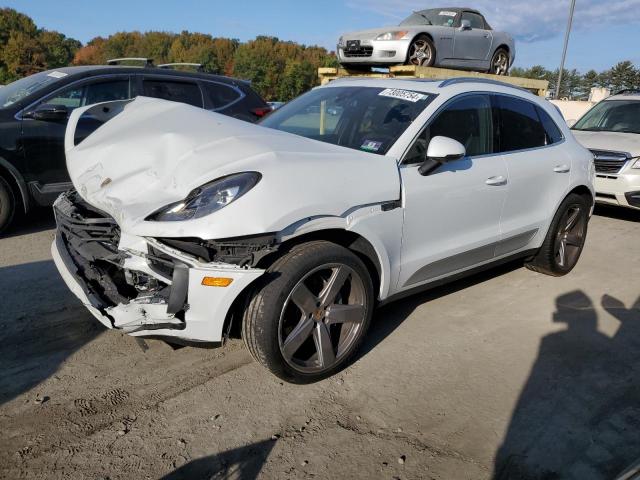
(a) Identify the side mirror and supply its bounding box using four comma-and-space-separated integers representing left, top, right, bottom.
25, 104, 69, 122
566, 119, 577, 128
460, 19, 472, 30
418, 136, 466, 176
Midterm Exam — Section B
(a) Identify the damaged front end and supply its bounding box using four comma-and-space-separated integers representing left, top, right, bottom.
52, 191, 266, 343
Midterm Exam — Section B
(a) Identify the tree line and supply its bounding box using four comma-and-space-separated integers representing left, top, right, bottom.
1, 7, 638, 101
511, 62, 639, 99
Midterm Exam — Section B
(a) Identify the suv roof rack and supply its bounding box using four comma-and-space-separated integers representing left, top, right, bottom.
157, 63, 204, 72
438, 77, 530, 93
106, 58, 153, 67
613, 88, 640, 96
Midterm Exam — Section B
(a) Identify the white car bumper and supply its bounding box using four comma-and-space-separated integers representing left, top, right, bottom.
52, 195, 265, 344
337, 39, 410, 65
594, 171, 640, 210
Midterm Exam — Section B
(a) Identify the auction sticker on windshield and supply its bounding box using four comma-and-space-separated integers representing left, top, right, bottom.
439, 11, 457, 16
47, 71, 68, 78
378, 88, 428, 103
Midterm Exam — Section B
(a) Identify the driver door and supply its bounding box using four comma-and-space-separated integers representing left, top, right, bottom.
453, 12, 493, 66
397, 94, 507, 290
20, 76, 130, 204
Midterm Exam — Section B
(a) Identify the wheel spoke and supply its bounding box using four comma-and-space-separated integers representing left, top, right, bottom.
282, 317, 315, 360
564, 209, 580, 231
565, 232, 582, 247
291, 283, 318, 315
319, 266, 350, 308
557, 239, 567, 267
313, 323, 336, 368
325, 304, 365, 325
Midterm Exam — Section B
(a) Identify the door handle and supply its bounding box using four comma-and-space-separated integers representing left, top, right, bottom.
485, 175, 507, 186
554, 164, 570, 173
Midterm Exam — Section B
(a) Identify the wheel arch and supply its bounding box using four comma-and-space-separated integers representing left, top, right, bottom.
0, 157, 29, 214
406, 32, 436, 63
493, 44, 512, 66
222, 228, 386, 340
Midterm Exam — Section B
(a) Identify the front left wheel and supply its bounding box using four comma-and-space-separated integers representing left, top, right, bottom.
242, 241, 374, 383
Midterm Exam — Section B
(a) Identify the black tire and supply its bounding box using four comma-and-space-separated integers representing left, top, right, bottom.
526, 193, 590, 276
242, 240, 374, 383
490, 48, 510, 75
0, 176, 16, 234
406, 35, 436, 67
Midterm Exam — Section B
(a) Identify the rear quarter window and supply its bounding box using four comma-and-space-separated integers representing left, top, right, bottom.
142, 79, 202, 107
203, 83, 242, 109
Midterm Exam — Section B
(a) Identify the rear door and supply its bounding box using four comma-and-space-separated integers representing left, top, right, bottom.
453, 12, 493, 66
492, 94, 569, 255
398, 94, 508, 290
141, 76, 203, 107
21, 75, 131, 203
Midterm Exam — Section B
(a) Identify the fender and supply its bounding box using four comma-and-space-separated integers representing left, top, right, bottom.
0, 156, 30, 213
278, 202, 404, 300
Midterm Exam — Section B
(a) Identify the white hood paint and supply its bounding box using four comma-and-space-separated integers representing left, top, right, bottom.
571, 130, 640, 157
65, 97, 401, 239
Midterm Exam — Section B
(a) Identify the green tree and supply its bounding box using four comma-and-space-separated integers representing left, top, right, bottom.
605, 61, 638, 92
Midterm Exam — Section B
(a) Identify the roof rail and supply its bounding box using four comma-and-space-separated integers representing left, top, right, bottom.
106, 58, 153, 66
157, 63, 204, 72
613, 88, 640, 96
439, 77, 530, 93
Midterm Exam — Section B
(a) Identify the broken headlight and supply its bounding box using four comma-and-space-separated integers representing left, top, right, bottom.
147, 172, 261, 222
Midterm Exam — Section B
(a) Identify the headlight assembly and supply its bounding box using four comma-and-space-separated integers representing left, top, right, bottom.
147, 172, 261, 222
375, 31, 409, 41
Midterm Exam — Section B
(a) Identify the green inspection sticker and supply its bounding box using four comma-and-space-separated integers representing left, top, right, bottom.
361, 140, 383, 152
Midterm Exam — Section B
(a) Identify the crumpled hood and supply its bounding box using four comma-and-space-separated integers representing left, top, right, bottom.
65, 97, 400, 239
571, 130, 640, 157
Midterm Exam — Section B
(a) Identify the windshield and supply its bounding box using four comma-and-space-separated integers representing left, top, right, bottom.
0, 71, 67, 109
260, 86, 434, 155
400, 9, 458, 27
572, 99, 640, 134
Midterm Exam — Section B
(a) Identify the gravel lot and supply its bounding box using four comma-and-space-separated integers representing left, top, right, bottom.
1, 205, 639, 480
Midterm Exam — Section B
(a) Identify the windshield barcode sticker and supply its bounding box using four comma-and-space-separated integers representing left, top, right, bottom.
378, 88, 428, 103
439, 11, 457, 17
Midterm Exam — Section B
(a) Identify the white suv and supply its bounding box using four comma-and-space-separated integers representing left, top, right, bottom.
571, 90, 640, 210
53, 78, 595, 382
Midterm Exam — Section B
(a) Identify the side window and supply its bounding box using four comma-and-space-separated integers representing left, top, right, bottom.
404, 94, 493, 164
462, 12, 485, 29
203, 83, 242, 109
44, 80, 129, 110
142, 79, 202, 107
536, 106, 564, 144
496, 96, 547, 152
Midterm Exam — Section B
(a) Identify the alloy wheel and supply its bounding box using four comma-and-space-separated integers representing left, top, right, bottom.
278, 263, 367, 373
493, 51, 509, 75
408, 40, 432, 66
554, 204, 586, 269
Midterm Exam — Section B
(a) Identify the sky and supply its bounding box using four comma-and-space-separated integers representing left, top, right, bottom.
3, 0, 640, 72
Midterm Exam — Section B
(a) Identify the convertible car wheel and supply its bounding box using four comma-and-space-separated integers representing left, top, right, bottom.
242, 241, 374, 383
406, 35, 435, 67
490, 48, 510, 76
526, 193, 590, 276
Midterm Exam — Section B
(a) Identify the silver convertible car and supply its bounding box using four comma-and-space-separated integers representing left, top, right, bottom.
337, 7, 515, 75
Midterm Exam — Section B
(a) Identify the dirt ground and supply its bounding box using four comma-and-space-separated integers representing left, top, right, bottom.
1, 205, 639, 480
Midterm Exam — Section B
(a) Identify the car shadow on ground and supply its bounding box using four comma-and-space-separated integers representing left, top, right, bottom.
493, 290, 640, 479
2, 206, 56, 239
160, 438, 275, 480
0, 259, 103, 405
360, 259, 524, 360
593, 204, 640, 222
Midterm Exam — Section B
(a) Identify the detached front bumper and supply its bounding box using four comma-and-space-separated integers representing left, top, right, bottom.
337, 39, 410, 65
52, 193, 265, 343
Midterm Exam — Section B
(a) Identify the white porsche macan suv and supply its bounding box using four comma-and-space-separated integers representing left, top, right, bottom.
53, 78, 595, 382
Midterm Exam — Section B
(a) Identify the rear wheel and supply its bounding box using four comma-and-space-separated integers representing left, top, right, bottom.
490, 48, 510, 75
0, 176, 16, 234
406, 35, 436, 67
526, 193, 590, 276
242, 241, 374, 383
